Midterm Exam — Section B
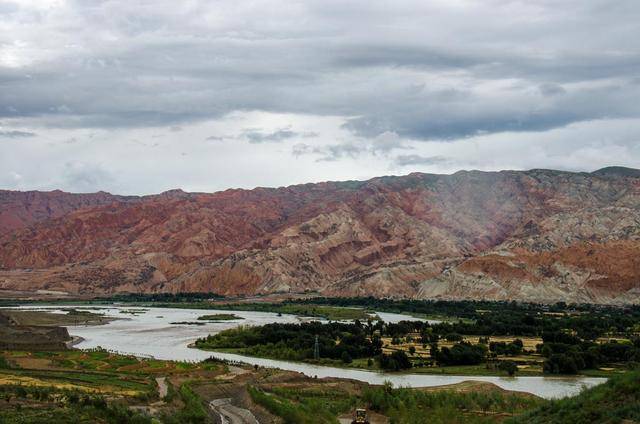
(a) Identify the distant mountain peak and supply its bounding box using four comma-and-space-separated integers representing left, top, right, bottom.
592, 166, 640, 178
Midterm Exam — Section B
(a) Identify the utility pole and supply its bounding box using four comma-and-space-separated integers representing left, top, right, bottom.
314, 335, 320, 360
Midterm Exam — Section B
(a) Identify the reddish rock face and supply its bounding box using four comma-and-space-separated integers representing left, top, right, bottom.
1, 167, 639, 304
0, 190, 138, 236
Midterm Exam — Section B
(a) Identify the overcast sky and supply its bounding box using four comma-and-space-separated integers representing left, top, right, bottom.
1, 0, 640, 194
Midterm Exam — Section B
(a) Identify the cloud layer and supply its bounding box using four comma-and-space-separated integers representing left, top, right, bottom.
1, 0, 639, 193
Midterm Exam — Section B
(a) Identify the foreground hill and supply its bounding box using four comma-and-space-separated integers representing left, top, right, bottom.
509, 369, 640, 423
0, 168, 639, 303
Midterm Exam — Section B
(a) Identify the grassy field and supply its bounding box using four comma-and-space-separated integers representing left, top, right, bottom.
0, 369, 150, 396
0, 399, 154, 424
248, 384, 359, 423
1, 344, 635, 423
216, 303, 376, 320
248, 379, 545, 424
0, 348, 227, 423
4, 349, 218, 375
378, 334, 545, 375
0, 349, 218, 398
378, 334, 634, 376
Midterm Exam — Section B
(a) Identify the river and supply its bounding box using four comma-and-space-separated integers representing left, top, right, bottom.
14, 304, 605, 398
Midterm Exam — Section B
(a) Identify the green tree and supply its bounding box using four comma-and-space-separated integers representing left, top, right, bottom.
499, 360, 518, 376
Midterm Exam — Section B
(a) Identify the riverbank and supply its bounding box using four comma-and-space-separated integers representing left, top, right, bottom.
0, 307, 119, 326
197, 313, 244, 321
192, 318, 629, 381
11, 303, 608, 398
193, 345, 620, 378
65, 335, 85, 348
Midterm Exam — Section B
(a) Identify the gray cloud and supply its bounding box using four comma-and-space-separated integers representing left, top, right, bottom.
292, 143, 315, 158
291, 142, 363, 161
61, 161, 116, 193
539, 83, 567, 97
244, 128, 318, 144
205, 135, 224, 141
395, 155, 450, 167
292, 132, 408, 161
316, 143, 365, 162
343, 79, 640, 140
0, 130, 36, 138
0, 0, 638, 141
0, 2, 19, 14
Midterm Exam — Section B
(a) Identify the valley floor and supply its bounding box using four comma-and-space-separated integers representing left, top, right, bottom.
0, 348, 546, 424
2, 296, 640, 423
2, 347, 639, 424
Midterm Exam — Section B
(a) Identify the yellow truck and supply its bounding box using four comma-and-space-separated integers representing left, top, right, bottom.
351, 408, 370, 424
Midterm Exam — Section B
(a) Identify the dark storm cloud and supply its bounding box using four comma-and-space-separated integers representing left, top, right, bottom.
2, 0, 640, 141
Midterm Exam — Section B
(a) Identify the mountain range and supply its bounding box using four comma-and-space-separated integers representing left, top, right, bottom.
1, 166, 639, 304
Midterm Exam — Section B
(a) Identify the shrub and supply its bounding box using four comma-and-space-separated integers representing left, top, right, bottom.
378, 351, 412, 371
436, 342, 486, 366
445, 333, 463, 342
499, 360, 518, 376
543, 354, 578, 374
0, 356, 10, 369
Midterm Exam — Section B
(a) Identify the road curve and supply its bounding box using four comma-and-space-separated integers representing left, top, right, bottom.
209, 398, 259, 424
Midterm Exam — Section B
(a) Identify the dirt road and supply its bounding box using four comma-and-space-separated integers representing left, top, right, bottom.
209, 398, 259, 424
156, 377, 168, 399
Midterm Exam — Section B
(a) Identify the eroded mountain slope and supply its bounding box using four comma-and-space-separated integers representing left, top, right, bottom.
1, 168, 638, 303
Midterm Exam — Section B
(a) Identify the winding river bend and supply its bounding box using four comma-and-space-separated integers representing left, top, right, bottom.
15, 304, 605, 399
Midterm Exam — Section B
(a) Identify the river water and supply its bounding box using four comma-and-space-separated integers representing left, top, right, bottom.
14, 304, 605, 398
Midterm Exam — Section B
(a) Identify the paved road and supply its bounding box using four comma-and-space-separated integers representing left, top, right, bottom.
209, 398, 259, 424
